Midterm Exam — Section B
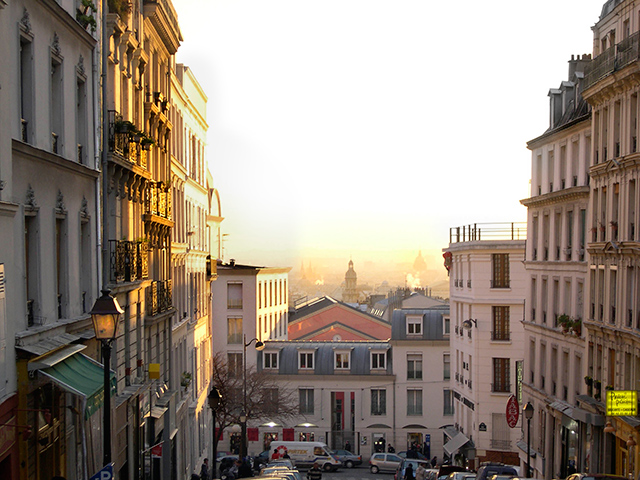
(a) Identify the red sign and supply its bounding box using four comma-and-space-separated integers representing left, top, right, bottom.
506, 395, 519, 428
151, 443, 163, 458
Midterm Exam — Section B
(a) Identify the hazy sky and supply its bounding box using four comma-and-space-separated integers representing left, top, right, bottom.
172, 0, 605, 269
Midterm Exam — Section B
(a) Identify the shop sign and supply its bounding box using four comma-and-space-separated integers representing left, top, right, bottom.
606, 390, 638, 416
506, 395, 519, 428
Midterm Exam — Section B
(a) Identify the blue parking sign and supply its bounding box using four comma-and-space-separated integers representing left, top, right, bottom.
90, 463, 114, 480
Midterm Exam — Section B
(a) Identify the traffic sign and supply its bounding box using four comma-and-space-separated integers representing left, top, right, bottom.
506, 395, 519, 428
90, 463, 114, 480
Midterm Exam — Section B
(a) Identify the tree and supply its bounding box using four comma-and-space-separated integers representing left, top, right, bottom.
210, 352, 299, 451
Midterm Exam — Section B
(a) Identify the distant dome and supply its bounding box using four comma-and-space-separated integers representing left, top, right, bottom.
345, 259, 357, 279
413, 250, 427, 271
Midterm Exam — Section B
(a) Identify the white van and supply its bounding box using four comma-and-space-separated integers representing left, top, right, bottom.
270, 441, 341, 471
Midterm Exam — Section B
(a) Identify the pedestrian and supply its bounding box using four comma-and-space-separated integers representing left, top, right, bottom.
416, 463, 426, 480
191, 474, 201, 480
404, 463, 415, 480
430, 456, 438, 468
238, 458, 253, 478
272, 448, 280, 460
307, 462, 322, 480
388, 444, 395, 453
200, 458, 210, 480
345, 440, 351, 452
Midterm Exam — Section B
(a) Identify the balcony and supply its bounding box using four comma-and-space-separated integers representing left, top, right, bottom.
449, 222, 526, 244
108, 110, 148, 169
109, 240, 149, 284
584, 32, 640, 91
144, 182, 172, 221
146, 279, 173, 317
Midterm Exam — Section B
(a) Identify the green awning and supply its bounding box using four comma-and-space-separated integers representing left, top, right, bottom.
41, 353, 116, 419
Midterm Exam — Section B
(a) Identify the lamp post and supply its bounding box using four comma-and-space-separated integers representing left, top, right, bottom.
90, 289, 123, 466
242, 334, 265, 459
208, 387, 221, 477
524, 402, 534, 478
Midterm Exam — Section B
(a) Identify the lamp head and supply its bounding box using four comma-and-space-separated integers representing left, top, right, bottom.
208, 386, 221, 411
523, 401, 534, 420
240, 411, 247, 423
89, 289, 123, 340
255, 341, 265, 351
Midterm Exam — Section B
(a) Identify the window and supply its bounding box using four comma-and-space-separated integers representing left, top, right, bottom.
227, 282, 243, 309
20, 34, 34, 143
299, 352, 314, 370
443, 353, 450, 380
492, 253, 510, 288
25, 213, 39, 326
264, 352, 278, 369
76, 76, 87, 163
492, 306, 510, 341
493, 358, 511, 392
228, 353, 242, 378
371, 389, 386, 415
299, 388, 314, 414
371, 351, 386, 370
407, 315, 422, 335
263, 388, 279, 414
55, 217, 67, 319
227, 317, 242, 344
407, 389, 423, 415
50, 56, 63, 154
443, 389, 453, 415
407, 354, 422, 380
444, 316, 450, 335
335, 352, 350, 370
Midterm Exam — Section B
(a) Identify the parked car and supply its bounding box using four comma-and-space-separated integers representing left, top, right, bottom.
447, 472, 474, 480
424, 468, 440, 480
565, 475, 628, 480
370, 452, 403, 473
330, 449, 362, 468
475, 463, 518, 480
487, 475, 516, 480
398, 450, 428, 461
395, 459, 432, 480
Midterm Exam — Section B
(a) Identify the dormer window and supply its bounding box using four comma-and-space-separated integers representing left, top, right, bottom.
407, 315, 422, 335
264, 351, 278, 370
335, 351, 350, 370
299, 351, 314, 370
371, 351, 387, 370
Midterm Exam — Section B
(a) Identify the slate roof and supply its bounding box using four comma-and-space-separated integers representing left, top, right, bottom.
258, 340, 392, 376
391, 306, 450, 341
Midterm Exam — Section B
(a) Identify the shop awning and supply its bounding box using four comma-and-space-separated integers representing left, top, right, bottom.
39, 353, 116, 419
443, 432, 470, 456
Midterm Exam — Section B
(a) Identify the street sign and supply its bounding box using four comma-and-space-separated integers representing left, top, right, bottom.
90, 463, 114, 480
606, 390, 638, 416
506, 395, 519, 428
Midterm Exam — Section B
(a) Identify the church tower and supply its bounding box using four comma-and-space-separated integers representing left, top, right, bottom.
343, 259, 358, 303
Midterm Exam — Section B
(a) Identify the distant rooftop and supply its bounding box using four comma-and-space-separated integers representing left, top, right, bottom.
449, 222, 526, 244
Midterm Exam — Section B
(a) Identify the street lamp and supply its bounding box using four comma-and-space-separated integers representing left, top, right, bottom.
90, 289, 123, 466
523, 402, 534, 478
242, 335, 265, 458
208, 387, 221, 476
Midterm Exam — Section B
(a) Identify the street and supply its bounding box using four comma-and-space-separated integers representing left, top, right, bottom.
307, 467, 394, 480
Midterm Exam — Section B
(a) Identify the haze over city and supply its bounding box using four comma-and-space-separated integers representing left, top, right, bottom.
172, 0, 604, 285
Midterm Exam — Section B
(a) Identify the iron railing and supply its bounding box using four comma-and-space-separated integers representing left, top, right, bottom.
584, 32, 640, 90
146, 279, 173, 317
145, 182, 172, 220
109, 239, 149, 283
449, 222, 526, 244
108, 110, 148, 168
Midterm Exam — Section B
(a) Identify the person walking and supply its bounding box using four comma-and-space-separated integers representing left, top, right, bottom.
200, 458, 210, 480
307, 462, 322, 480
404, 463, 415, 480
416, 463, 426, 480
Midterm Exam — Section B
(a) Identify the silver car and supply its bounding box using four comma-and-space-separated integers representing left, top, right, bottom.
369, 453, 403, 474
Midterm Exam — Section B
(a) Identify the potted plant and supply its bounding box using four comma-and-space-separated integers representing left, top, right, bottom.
180, 371, 192, 388
605, 385, 614, 391
558, 314, 572, 333
115, 119, 137, 134
571, 318, 582, 336
584, 376, 593, 386
141, 136, 155, 150
76, 0, 97, 32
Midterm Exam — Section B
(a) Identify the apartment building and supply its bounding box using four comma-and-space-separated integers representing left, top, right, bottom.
579, 0, 640, 477
521, 55, 593, 480
170, 63, 217, 479
0, 1, 100, 478
445, 223, 526, 469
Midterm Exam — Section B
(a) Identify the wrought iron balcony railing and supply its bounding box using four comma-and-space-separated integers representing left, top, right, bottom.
109, 240, 149, 283
108, 110, 148, 169
584, 32, 640, 91
146, 279, 173, 317
145, 182, 172, 220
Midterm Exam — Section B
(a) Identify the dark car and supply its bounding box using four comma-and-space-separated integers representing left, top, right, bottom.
475, 463, 518, 480
330, 449, 362, 468
398, 450, 429, 461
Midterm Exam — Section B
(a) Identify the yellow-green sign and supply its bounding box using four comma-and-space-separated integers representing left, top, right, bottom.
606, 390, 638, 416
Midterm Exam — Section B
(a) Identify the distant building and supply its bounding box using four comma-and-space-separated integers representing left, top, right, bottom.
288, 296, 391, 341
342, 259, 359, 303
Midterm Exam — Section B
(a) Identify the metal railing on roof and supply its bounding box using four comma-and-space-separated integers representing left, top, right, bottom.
449, 222, 526, 244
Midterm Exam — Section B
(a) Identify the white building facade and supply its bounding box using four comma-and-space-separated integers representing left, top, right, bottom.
445, 224, 526, 469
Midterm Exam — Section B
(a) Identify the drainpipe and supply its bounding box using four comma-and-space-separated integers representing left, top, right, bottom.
100, 0, 109, 291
